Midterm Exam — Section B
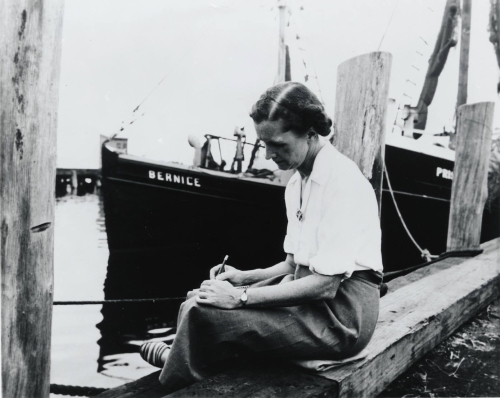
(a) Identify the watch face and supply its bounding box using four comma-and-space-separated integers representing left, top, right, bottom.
241, 292, 248, 303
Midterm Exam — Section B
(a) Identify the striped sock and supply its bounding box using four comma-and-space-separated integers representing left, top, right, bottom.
140, 342, 170, 368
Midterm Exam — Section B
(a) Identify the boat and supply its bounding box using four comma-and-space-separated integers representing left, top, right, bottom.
100, 1, 499, 303
95, 1, 499, 377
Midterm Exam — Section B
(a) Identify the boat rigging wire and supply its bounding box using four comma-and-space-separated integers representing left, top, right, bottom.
377, 0, 402, 51
206, 134, 264, 148
111, 3, 228, 139
290, 0, 326, 105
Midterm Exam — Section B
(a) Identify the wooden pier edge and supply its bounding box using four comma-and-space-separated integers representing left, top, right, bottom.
96, 238, 500, 398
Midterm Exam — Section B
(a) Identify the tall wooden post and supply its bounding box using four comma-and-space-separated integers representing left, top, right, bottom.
332, 52, 392, 212
1, 1, 65, 397
447, 102, 495, 252
449, 0, 472, 150
456, 0, 471, 108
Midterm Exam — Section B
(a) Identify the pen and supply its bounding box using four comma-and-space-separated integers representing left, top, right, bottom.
215, 255, 228, 277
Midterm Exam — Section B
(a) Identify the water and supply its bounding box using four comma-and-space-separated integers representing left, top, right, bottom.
51, 193, 167, 395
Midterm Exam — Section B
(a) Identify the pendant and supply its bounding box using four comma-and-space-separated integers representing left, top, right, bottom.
296, 209, 304, 221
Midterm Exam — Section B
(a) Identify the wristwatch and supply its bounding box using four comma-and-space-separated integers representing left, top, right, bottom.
240, 286, 249, 306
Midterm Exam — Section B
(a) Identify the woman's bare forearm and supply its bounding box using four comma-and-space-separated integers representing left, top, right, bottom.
241, 254, 296, 284
244, 273, 342, 307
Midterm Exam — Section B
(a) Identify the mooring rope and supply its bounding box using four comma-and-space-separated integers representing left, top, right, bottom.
383, 162, 438, 262
53, 297, 186, 305
383, 249, 483, 282
50, 383, 108, 397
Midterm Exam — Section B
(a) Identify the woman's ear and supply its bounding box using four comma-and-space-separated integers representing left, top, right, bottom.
306, 128, 317, 141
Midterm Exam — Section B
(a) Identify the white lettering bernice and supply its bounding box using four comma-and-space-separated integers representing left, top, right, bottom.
148, 170, 201, 187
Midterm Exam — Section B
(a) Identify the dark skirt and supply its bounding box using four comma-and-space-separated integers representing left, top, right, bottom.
159, 272, 380, 393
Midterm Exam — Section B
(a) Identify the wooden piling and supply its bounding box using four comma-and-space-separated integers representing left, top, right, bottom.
1, 1, 65, 397
447, 102, 495, 252
456, 0, 471, 109
332, 52, 392, 211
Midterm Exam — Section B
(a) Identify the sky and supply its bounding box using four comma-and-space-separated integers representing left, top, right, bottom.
56, 0, 499, 168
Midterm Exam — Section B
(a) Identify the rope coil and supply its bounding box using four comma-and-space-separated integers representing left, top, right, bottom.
50, 384, 108, 397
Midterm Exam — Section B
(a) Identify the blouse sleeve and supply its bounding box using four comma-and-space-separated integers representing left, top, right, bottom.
308, 169, 381, 278
283, 175, 299, 255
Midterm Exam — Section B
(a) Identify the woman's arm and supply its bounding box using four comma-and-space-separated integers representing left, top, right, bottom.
196, 271, 342, 309
210, 254, 296, 285
244, 273, 341, 307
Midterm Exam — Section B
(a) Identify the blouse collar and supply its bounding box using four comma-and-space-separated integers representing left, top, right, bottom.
288, 141, 336, 187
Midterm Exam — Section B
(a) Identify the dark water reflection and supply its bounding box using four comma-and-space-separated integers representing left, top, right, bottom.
51, 192, 179, 392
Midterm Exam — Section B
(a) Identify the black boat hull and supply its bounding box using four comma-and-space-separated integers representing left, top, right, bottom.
96, 142, 498, 368
101, 143, 498, 299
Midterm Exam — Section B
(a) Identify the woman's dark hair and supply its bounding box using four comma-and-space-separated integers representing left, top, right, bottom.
249, 82, 332, 137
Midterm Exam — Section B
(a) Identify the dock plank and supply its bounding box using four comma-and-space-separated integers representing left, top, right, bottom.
96, 238, 500, 398
386, 239, 499, 294
97, 365, 336, 398
319, 238, 500, 397
168, 364, 336, 398
96, 371, 166, 398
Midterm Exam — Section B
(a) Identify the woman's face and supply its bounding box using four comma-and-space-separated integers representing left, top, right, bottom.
254, 119, 309, 170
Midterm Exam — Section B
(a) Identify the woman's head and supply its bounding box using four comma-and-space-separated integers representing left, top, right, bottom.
249, 82, 332, 137
250, 82, 331, 172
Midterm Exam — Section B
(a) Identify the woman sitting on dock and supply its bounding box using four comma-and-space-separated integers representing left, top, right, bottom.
140, 81, 384, 393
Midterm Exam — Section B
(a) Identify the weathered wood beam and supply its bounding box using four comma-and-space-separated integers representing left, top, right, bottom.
1, 1, 65, 397
319, 238, 500, 397
95, 364, 337, 398
95, 371, 167, 398
447, 102, 495, 252
332, 52, 392, 211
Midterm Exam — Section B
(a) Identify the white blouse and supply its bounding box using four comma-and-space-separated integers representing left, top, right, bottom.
283, 143, 383, 278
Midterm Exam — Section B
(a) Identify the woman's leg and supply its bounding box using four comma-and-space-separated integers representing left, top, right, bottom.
158, 275, 379, 393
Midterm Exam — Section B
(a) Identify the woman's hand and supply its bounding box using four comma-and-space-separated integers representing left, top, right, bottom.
209, 264, 248, 286
186, 289, 199, 300
195, 279, 243, 309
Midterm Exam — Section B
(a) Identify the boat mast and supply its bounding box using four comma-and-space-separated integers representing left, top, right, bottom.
450, 0, 472, 149
489, 0, 500, 94
275, 0, 291, 83
409, 0, 460, 131
456, 0, 471, 108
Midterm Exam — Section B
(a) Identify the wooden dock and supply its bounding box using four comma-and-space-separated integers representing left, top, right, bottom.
96, 237, 500, 398
1, 1, 496, 393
